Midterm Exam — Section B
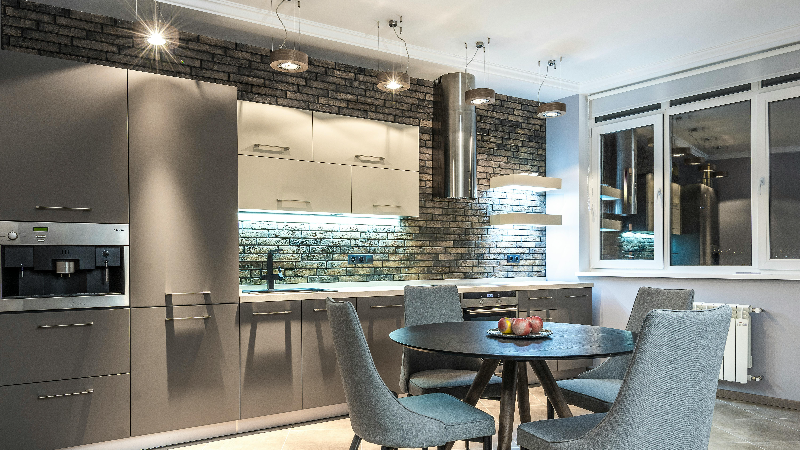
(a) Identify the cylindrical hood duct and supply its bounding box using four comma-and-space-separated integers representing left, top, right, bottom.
438, 72, 477, 198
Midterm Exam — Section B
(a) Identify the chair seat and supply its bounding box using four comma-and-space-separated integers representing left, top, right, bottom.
556, 378, 622, 413
408, 369, 503, 398
517, 413, 606, 448
398, 393, 496, 444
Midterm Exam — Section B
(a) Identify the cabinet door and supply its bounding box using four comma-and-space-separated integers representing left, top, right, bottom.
129, 70, 239, 307
237, 101, 313, 160
0, 374, 130, 450
301, 298, 354, 409
0, 308, 130, 386
240, 301, 302, 419
312, 111, 419, 171
351, 166, 419, 216
131, 304, 240, 436
357, 296, 404, 390
238, 155, 351, 214
0, 51, 128, 223
551, 288, 593, 372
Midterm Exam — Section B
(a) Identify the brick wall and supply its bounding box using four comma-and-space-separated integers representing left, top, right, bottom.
2, 0, 549, 284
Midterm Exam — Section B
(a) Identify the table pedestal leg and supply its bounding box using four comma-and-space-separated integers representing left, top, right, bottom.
497, 360, 518, 450
443, 359, 500, 450
516, 361, 531, 424
528, 360, 573, 418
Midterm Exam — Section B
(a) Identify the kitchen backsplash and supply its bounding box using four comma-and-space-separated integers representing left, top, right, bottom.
2, 0, 548, 284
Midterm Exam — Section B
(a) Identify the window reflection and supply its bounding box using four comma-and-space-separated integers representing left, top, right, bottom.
600, 125, 655, 260
669, 101, 751, 266
769, 96, 800, 259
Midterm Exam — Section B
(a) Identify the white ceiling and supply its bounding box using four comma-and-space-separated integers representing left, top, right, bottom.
39, 0, 800, 101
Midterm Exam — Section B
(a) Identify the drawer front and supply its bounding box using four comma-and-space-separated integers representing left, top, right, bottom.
0, 374, 130, 450
240, 301, 303, 419
0, 308, 130, 386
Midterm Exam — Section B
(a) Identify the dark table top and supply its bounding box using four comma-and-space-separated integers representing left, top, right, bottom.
389, 321, 635, 361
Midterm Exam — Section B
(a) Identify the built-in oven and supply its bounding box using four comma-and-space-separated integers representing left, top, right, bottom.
0, 221, 129, 311
461, 290, 519, 321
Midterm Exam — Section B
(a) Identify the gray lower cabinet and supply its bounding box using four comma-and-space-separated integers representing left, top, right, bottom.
240, 301, 303, 419
301, 298, 354, 409
0, 308, 130, 386
0, 374, 130, 450
131, 304, 240, 436
128, 70, 239, 307
357, 296, 405, 391
0, 50, 128, 224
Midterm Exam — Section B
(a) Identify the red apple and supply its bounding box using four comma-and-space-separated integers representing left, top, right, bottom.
527, 315, 544, 333
511, 318, 533, 336
497, 317, 513, 334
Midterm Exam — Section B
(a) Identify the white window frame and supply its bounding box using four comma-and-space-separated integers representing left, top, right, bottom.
590, 115, 664, 269
756, 85, 800, 270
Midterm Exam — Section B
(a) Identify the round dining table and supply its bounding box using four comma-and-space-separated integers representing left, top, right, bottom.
389, 320, 634, 450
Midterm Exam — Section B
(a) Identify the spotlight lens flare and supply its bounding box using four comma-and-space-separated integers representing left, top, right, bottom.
147, 32, 167, 46
385, 80, 403, 90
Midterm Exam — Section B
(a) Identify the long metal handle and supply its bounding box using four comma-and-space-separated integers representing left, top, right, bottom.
38, 322, 94, 329
370, 304, 403, 309
35, 206, 92, 212
313, 308, 327, 312
565, 294, 589, 298
165, 315, 210, 321
277, 199, 310, 204
373, 204, 401, 208
355, 154, 386, 164
38, 389, 93, 400
252, 310, 292, 316
530, 296, 553, 300
469, 307, 518, 314
253, 143, 290, 153
166, 291, 211, 296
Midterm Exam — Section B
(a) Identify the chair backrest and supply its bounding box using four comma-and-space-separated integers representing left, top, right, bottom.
399, 285, 482, 393
326, 298, 440, 445
626, 287, 695, 333
583, 306, 731, 450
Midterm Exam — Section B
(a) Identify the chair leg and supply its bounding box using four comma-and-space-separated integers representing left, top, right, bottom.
465, 439, 470, 449
349, 434, 361, 450
546, 397, 554, 420
483, 435, 492, 448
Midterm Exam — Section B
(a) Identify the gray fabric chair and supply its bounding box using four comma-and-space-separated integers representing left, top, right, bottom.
551, 287, 694, 417
518, 305, 731, 450
326, 298, 495, 450
400, 285, 503, 398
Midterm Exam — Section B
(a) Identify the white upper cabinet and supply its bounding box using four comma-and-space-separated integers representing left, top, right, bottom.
238, 156, 351, 214
351, 167, 419, 217
237, 101, 313, 161
312, 111, 419, 171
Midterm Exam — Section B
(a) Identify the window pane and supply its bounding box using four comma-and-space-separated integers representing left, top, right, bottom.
769, 95, 800, 259
669, 101, 751, 266
599, 125, 655, 260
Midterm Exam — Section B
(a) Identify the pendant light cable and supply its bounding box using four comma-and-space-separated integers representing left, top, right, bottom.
275, 0, 288, 49
392, 23, 410, 73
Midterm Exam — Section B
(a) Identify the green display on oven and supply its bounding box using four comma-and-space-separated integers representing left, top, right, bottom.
33, 227, 48, 232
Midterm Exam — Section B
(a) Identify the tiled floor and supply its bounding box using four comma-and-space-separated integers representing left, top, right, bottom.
169, 387, 800, 450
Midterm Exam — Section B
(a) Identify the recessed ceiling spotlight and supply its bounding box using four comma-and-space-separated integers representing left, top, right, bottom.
269, 0, 309, 73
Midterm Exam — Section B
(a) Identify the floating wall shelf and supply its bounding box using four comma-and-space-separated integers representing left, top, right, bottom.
600, 184, 622, 200
489, 213, 562, 226
489, 173, 561, 191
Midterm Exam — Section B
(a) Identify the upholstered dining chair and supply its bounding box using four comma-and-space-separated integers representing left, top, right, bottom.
326, 298, 495, 450
400, 285, 503, 399
517, 305, 731, 450
549, 287, 694, 418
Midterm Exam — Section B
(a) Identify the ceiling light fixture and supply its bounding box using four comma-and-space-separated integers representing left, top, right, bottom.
377, 17, 410, 92
536, 58, 566, 118
135, 0, 177, 52
464, 39, 495, 105
270, 0, 308, 73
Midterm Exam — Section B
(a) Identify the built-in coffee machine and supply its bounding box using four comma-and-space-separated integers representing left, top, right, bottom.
0, 221, 129, 311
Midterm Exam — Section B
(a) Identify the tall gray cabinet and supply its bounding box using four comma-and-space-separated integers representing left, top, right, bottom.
128, 70, 240, 436
0, 50, 128, 223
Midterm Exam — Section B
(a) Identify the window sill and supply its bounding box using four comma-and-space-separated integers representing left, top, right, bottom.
576, 270, 800, 281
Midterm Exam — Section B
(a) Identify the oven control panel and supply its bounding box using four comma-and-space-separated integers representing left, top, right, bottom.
461, 291, 518, 308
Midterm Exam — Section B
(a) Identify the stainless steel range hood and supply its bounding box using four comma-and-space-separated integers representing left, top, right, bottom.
437, 72, 477, 199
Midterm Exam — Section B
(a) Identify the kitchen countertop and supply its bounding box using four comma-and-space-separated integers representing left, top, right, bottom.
239, 278, 592, 302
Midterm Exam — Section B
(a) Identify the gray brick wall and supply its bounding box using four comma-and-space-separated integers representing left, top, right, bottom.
2, 0, 549, 284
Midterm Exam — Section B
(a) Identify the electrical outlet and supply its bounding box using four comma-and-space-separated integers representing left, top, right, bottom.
348, 254, 374, 264
507, 254, 521, 264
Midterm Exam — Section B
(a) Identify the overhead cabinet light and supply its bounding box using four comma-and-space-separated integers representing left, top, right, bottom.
489, 173, 561, 192
489, 213, 562, 226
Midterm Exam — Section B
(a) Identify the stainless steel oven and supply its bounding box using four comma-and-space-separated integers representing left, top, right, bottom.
461, 290, 519, 321
0, 221, 129, 311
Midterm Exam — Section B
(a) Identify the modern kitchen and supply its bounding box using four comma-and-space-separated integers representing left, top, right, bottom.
1, 1, 799, 449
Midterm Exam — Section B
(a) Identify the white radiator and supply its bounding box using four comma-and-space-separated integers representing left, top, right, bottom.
692, 302, 763, 384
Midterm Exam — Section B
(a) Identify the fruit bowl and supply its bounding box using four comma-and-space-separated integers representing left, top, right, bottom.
486, 328, 553, 339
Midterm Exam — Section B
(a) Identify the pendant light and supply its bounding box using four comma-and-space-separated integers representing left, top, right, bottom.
135, 0, 177, 52
270, 0, 309, 73
465, 39, 495, 105
377, 17, 410, 92
536, 58, 567, 118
